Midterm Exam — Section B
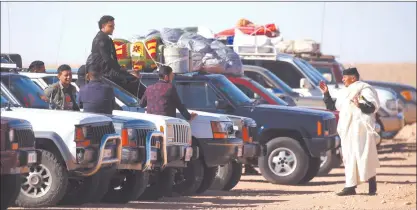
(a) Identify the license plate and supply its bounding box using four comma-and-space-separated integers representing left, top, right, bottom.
237, 146, 243, 157
28, 151, 37, 163
184, 147, 193, 161
104, 149, 113, 158
150, 151, 157, 161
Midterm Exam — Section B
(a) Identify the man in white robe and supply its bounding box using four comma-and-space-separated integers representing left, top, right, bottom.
320, 67, 380, 196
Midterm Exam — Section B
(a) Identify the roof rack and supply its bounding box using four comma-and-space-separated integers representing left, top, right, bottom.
224, 44, 279, 61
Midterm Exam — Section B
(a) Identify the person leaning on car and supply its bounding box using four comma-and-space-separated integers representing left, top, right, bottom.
78, 63, 116, 115
44, 64, 80, 111
139, 65, 197, 121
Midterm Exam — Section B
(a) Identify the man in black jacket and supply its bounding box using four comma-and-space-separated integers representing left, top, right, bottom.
86, 15, 146, 99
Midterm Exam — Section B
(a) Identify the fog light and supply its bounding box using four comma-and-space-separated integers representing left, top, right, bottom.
77, 148, 94, 164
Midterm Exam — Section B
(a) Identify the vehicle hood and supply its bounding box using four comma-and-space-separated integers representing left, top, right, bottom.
253, 104, 335, 118
104, 114, 156, 129
182, 110, 231, 122
112, 110, 190, 128
365, 80, 416, 92
1, 107, 113, 128
1, 116, 32, 129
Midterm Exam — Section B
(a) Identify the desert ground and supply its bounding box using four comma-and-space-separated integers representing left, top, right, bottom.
11, 123, 417, 210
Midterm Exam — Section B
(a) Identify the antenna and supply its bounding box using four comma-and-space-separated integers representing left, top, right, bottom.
320, 2, 326, 49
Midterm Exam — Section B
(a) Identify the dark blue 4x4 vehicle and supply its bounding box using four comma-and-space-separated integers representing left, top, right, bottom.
141, 72, 339, 185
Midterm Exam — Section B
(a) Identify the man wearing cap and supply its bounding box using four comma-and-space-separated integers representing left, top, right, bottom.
78, 63, 116, 114
139, 66, 197, 121
319, 67, 380, 196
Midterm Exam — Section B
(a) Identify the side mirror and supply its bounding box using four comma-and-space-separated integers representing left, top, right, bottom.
300, 78, 312, 89
215, 99, 230, 110
322, 73, 332, 82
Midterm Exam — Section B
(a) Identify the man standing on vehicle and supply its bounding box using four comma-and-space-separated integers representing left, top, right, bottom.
28, 60, 46, 73
319, 67, 380, 196
78, 63, 116, 114
139, 65, 197, 121
44, 64, 80, 111
86, 15, 146, 99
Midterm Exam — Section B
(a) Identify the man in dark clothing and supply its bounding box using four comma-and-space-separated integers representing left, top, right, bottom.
76, 65, 87, 89
320, 67, 379, 196
78, 63, 116, 114
86, 15, 146, 99
140, 66, 197, 120
28, 60, 46, 73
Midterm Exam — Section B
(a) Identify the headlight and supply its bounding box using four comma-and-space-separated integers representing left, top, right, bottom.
121, 128, 137, 147
400, 90, 416, 102
9, 129, 14, 142
161, 125, 174, 142
75, 126, 88, 141
385, 99, 397, 111
211, 121, 234, 139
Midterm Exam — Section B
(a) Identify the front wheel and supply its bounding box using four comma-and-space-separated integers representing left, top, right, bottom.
195, 165, 218, 194
172, 159, 204, 196
16, 149, 68, 207
298, 157, 321, 184
221, 160, 242, 191
258, 137, 309, 185
138, 168, 175, 200
102, 170, 149, 203
317, 150, 340, 176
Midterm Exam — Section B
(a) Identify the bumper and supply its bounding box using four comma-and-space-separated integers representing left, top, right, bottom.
403, 103, 416, 124
237, 142, 266, 164
198, 138, 243, 167
1, 149, 37, 174
74, 134, 122, 177
165, 144, 193, 168
379, 112, 405, 132
306, 134, 339, 158
118, 131, 163, 171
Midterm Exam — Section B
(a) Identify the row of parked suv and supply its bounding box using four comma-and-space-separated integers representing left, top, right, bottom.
0, 53, 344, 209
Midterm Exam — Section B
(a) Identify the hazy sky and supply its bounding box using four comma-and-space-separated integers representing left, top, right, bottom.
1, 1, 416, 67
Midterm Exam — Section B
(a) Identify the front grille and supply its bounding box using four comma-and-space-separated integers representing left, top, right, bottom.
325, 118, 337, 135
136, 128, 156, 147
173, 124, 191, 145
15, 129, 35, 148
85, 124, 115, 145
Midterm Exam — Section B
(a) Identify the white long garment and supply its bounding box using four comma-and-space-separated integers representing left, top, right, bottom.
334, 81, 381, 187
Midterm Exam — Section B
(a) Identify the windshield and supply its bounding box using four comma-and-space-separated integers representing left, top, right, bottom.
1, 75, 49, 109
102, 79, 140, 107
247, 78, 289, 106
294, 59, 328, 86
42, 76, 60, 85
263, 70, 296, 94
314, 66, 336, 83
211, 76, 252, 106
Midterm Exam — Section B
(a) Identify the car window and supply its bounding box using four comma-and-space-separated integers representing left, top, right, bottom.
102, 79, 140, 107
176, 82, 218, 109
210, 76, 252, 106
315, 67, 335, 83
258, 60, 304, 89
1, 75, 49, 109
235, 84, 255, 98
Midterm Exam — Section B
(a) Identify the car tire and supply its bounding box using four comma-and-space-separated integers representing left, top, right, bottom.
317, 150, 339, 176
16, 149, 68, 207
195, 165, 218, 194
298, 157, 321, 184
102, 170, 149, 203
58, 169, 109, 205
221, 160, 242, 191
89, 167, 116, 203
173, 159, 204, 196
138, 168, 175, 200
1, 174, 21, 210
258, 137, 309, 185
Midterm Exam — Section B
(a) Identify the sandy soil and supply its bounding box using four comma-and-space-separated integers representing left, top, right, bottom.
12, 126, 416, 210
